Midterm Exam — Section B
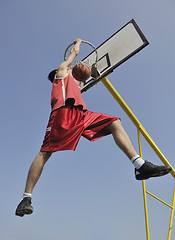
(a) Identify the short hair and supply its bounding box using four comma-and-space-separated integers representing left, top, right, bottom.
48, 69, 57, 83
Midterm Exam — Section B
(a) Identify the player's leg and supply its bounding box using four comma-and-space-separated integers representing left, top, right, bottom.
15, 151, 52, 217
105, 120, 172, 180
105, 119, 137, 159
25, 151, 52, 193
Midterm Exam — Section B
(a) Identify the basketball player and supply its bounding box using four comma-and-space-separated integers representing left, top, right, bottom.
15, 38, 171, 217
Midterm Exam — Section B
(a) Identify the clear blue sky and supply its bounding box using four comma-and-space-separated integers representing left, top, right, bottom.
1, 0, 175, 239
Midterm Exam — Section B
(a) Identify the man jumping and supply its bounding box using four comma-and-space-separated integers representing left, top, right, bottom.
15, 39, 171, 217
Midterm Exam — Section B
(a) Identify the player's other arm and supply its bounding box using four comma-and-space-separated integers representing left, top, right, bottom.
56, 38, 82, 78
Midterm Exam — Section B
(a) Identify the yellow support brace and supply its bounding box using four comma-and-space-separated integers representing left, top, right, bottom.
100, 76, 175, 239
146, 190, 173, 209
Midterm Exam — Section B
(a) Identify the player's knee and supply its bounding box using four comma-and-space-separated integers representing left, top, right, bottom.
39, 151, 52, 161
107, 119, 122, 132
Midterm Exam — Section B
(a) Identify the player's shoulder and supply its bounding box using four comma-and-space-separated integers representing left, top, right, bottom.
55, 61, 69, 79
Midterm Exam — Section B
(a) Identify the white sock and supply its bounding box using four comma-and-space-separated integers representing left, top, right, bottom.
23, 192, 32, 199
130, 155, 145, 169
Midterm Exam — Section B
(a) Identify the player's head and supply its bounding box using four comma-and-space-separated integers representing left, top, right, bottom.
48, 69, 57, 83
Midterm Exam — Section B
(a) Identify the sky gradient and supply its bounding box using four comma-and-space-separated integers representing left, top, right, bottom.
1, 0, 175, 239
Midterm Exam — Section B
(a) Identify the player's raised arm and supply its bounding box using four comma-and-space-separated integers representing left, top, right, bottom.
56, 38, 82, 78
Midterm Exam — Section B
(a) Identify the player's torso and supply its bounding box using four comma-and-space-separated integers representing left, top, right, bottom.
51, 74, 87, 111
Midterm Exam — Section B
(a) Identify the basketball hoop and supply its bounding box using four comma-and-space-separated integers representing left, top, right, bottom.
64, 40, 99, 79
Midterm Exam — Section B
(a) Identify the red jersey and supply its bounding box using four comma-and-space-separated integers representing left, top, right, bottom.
51, 73, 87, 111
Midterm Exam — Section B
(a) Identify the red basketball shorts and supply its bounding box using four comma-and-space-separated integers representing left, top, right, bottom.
40, 105, 119, 152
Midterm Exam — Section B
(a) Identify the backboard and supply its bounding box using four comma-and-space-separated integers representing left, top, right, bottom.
80, 19, 149, 92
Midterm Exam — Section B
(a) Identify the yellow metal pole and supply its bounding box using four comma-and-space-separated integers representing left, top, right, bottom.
167, 183, 175, 240
142, 180, 150, 240
101, 77, 175, 178
138, 129, 150, 240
